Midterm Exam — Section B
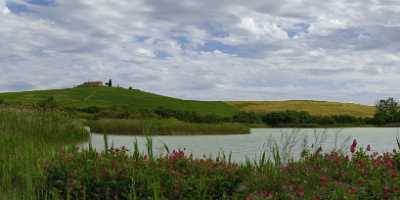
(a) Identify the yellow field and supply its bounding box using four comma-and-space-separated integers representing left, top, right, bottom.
227, 100, 375, 118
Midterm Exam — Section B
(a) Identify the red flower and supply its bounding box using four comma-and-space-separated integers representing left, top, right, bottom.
384, 186, 390, 196
350, 139, 357, 153
320, 175, 329, 186
386, 159, 394, 169
312, 196, 321, 200
350, 188, 357, 194
297, 188, 304, 197
392, 170, 398, 178
169, 150, 185, 161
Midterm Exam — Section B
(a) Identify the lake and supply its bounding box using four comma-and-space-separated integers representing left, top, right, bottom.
83, 127, 400, 163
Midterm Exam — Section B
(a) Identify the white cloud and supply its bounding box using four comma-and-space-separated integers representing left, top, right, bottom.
238, 17, 288, 40
135, 48, 155, 58
1, 0, 9, 15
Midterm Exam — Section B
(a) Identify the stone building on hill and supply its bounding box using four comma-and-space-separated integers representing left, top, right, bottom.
78, 81, 104, 87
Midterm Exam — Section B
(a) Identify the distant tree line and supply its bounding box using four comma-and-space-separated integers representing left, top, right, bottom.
372, 97, 400, 125
66, 96, 400, 127
153, 107, 368, 126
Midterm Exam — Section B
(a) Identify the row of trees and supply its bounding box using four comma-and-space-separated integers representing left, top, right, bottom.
373, 97, 400, 124
153, 107, 367, 126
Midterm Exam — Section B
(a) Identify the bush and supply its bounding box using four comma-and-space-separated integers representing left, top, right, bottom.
37, 96, 57, 111
232, 111, 261, 123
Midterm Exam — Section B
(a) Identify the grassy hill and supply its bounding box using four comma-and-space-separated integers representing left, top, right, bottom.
0, 86, 376, 118
0, 86, 238, 117
227, 100, 375, 118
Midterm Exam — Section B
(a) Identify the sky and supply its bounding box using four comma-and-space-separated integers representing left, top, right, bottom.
1, 0, 400, 105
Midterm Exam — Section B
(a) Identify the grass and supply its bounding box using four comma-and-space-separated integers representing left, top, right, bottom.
87, 118, 250, 135
0, 109, 89, 199
0, 86, 238, 117
228, 100, 375, 118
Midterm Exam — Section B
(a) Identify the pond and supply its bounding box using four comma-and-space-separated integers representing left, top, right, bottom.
83, 127, 400, 163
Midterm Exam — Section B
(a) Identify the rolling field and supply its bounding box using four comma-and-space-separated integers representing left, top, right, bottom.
0, 86, 376, 118
0, 86, 238, 117
227, 100, 375, 118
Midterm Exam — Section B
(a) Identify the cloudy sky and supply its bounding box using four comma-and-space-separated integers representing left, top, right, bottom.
1, 0, 400, 104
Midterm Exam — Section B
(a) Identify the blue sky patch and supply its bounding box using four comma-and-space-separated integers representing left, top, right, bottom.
286, 23, 310, 38
155, 50, 170, 59
135, 35, 150, 43
198, 40, 239, 54
201, 23, 229, 38
25, 0, 56, 6
6, 1, 32, 14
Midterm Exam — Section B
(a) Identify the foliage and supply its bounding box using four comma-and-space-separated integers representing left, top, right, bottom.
373, 97, 400, 124
41, 139, 400, 200
232, 111, 262, 124
106, 79, 113, 87
260, 110, 367, 126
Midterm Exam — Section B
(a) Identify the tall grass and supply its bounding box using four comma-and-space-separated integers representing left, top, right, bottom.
0, 109, 89, 199
88, 118, 249, 135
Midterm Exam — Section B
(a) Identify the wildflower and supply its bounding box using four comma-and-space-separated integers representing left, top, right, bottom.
392, 170, 398, 178
350, 188, 357, 194
350, 139, 357, 153
320, 175, 329, 186
297, 188, 305, 197
386, 159, 394, 169
384, 186, 390, 197
169, 150, 185, 161
312, 196, 321, 200
315, 147, 322, 155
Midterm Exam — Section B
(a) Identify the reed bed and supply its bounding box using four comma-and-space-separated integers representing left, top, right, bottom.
0, 110, 88, 199
88, 118, 250, 135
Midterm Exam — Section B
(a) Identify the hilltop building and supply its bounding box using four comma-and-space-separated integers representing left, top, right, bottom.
78, 81, 104, 87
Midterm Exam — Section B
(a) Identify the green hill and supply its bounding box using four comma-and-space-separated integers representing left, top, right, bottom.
0, 86, 376, 118
0, 86, 238, 117
227, 100, 375, 118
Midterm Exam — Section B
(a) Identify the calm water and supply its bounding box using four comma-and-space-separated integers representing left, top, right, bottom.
83, 128, 400, 162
